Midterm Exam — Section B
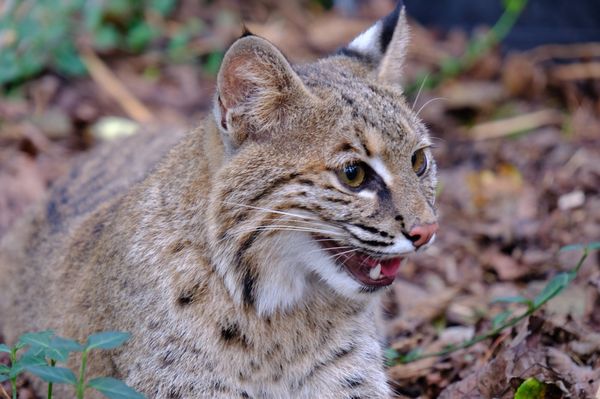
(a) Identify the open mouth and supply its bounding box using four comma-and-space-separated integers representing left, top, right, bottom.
316, 237, 403, 288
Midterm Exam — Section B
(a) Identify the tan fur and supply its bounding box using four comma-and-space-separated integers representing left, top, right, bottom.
0, 6, 437, 398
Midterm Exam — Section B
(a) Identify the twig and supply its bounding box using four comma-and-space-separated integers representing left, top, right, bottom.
79, 47, 154, 124
389, 246, 591, 365
469, 109, 562, 140
529, 43, 600, 63
551, 62, 600, 81
0, 384, 10, 399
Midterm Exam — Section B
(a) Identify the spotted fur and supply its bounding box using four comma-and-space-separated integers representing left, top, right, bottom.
0, 3, 437, 398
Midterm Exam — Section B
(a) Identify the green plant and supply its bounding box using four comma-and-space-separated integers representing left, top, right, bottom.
406, 0, 529, 96
0, 331, 144, 399
0, 0, 177, 86
386, 242, 600, 365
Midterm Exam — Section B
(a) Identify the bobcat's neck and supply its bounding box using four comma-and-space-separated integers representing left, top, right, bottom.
127, 119, 374, 319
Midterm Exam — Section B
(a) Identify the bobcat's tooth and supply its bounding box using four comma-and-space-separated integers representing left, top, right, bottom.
369, 264, 382, 280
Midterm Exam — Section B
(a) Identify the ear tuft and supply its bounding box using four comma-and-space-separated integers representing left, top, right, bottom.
342, 1, 409, 86
377, 7, 409, 85
379, 1, 403, 54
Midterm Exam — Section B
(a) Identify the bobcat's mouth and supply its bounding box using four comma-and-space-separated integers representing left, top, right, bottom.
316, 237, 403, 288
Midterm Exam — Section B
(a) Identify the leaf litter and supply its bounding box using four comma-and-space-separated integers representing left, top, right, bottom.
1, 1, 599, 398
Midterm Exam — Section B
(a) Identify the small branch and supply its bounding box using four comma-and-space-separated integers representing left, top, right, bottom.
391, 247, 590, 365
469, 110, 562, 141
551, 62, 600, 81
79, 47, 154, 124
528, 43, 600, 63
0, 384, 10, 399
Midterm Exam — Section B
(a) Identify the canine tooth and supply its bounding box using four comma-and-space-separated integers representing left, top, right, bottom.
369, 263, 382, 280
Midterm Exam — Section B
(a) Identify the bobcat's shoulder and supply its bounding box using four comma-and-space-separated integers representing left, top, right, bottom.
0, 3, 438, 398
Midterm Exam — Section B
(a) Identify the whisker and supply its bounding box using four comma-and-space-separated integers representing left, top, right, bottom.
217, 199, 321, 222
214, 226, 345, 246
412, 73, 429, 111
231, 225, 344, 236
304, 245, 354, 256
258, 217, 335, 230
416, 97, 447, 118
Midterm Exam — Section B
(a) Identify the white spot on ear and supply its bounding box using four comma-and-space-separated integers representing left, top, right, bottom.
368, 157, 393, 186
348, 21, 382, 58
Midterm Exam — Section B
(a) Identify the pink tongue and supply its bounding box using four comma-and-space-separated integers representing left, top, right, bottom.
380, 258, 402, 277
363, 257, 402, 278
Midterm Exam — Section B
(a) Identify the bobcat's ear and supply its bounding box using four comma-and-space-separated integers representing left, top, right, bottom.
215, 34, 314, 149
343, 1, 409, 86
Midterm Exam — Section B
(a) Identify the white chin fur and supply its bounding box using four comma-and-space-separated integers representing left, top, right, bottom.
252, 232, 375, 316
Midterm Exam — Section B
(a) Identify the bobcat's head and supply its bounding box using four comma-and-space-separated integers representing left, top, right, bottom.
209, 3, 438, 315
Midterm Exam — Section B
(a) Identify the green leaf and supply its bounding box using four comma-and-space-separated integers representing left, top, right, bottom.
86, 332, 130, 351
93, 25, 121, 50
491, 310, 513, 329
150, 0, 176, 16
559, 243, 584, 252
19, 330, 54, 349
0, 344, 10, 353
126, 21, 156, 52
52, 43, 87, 76
384, 348, 399, 366
19, 330, 72, 362
0, 374, 8, 383
51, 336, 84, 353
588, 242, 600, 251
514, 377, 546, 399
203, 51, 224, 76
87, 377, 145, 399
14, 341, 27, 351
19, 351, 48, 368
0, 364, 10, 374
533, 272, 571, 307
26, 365, 77, 385
560, 242, 600, 252
9, 361, 24, 378
400, 348, 423, 363
491, 296, 532, 305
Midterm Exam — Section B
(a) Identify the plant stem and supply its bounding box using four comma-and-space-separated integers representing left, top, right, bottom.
47, 359, 56, 399
406, 0, 529, 95
393, 247, 589, 365
9, 349, 17, 399
76, 350, 88, 399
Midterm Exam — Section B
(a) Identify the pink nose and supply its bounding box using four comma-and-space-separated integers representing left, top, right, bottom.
407, 223, 438, 248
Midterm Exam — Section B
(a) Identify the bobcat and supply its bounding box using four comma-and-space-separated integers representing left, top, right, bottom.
0, 3, 438, 398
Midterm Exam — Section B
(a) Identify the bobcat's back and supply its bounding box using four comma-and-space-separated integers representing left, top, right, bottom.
0, 129, 183, 337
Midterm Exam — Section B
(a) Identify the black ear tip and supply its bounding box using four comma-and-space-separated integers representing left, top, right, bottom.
380, 1, 405, 53
241, 24, 254, 38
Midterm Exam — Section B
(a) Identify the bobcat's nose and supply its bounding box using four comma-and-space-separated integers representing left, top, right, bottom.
407, 223, 438, 249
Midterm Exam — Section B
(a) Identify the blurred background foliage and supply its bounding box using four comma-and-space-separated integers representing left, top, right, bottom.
0, 0, 219, 86
0, 0, 343, 88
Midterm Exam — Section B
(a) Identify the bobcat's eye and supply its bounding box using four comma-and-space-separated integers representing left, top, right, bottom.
411, 148, 428, 176
337, 163, 366, 188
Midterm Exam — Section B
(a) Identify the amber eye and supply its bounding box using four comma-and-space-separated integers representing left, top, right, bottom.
337, 163, 366, 188
411, 148, 428, 176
